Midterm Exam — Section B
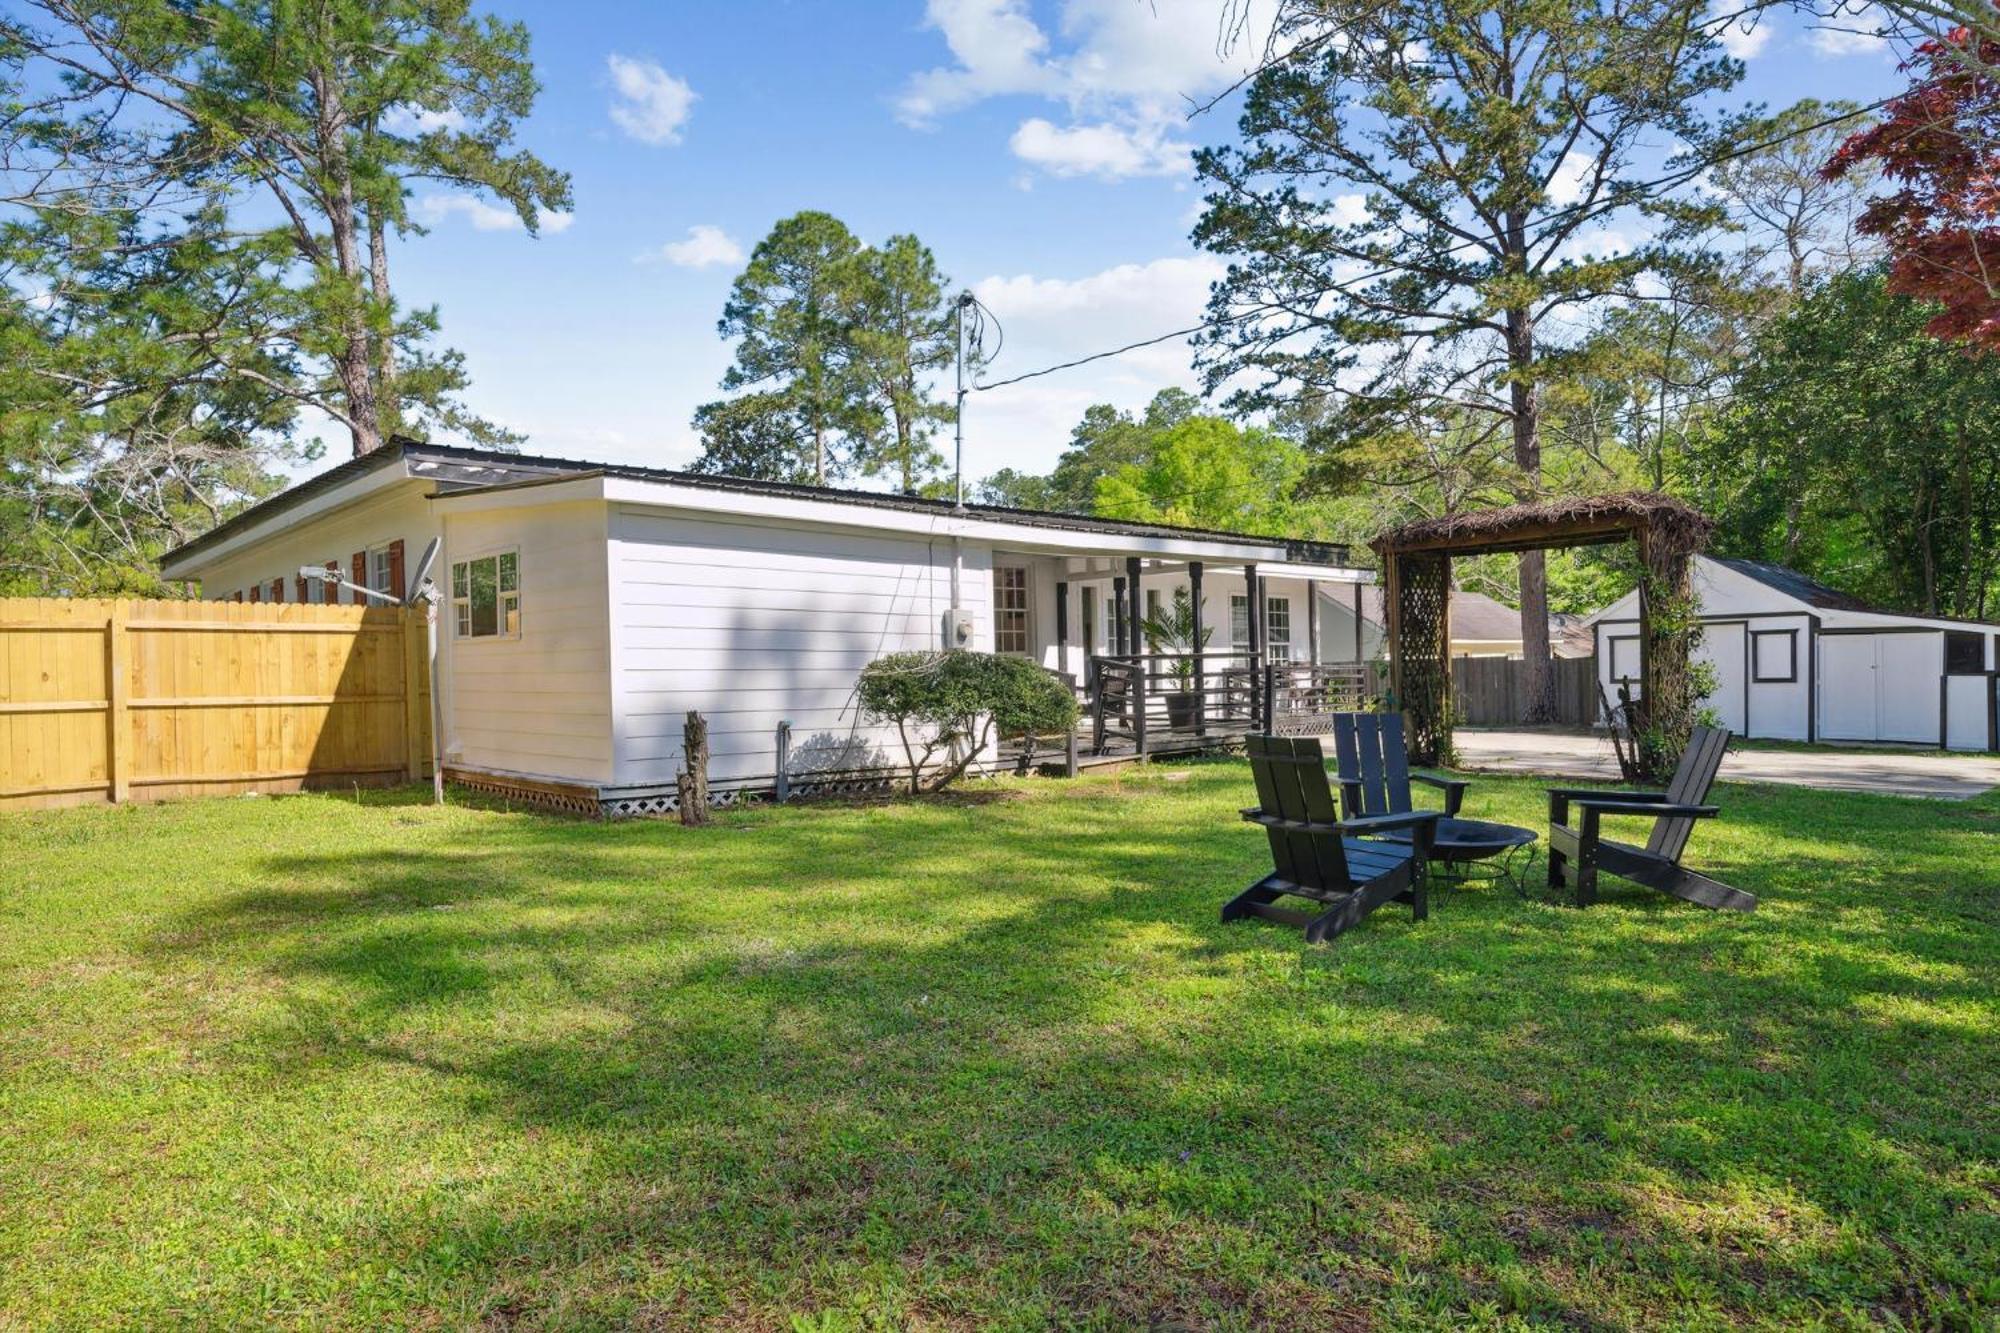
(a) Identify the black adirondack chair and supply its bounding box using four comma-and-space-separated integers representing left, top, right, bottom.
1330, 712, 1469, 821
1226, 734, 1439, 944
1546, 724, 1755, 912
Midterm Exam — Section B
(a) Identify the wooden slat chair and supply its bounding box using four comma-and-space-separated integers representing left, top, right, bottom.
1226, 734, 1439, 945
1330, 712, 1470, 822
1546, 724, 1755, 912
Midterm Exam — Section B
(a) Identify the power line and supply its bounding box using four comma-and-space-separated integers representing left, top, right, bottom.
970, 95, 1897, 395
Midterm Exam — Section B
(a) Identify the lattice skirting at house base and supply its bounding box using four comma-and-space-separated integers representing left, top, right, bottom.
449, 760, 995, 821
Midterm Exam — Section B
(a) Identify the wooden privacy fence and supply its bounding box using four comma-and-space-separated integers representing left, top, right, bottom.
1452, 654, 1598, 726
1, 598, 431, 812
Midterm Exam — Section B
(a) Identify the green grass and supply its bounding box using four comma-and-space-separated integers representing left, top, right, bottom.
2, 767, 1996, 1330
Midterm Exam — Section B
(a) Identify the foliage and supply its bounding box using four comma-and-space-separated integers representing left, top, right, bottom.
2, 769, 1995, 1326
857, 650, 1075, 794
1195, 0, 1757, 718
977, 389, 1199, 513
1694, 268, 2000, 618
1827, 18, 2000, 349
693, 214, 961, 490
1138, 586, 1212, 691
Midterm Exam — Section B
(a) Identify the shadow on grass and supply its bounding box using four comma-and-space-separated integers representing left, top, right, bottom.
137, 766, 2000, 1327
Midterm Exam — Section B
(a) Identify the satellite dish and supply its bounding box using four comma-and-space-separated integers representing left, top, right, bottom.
405, 537, 441, 605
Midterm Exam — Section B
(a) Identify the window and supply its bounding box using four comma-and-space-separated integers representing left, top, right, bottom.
995, 566, 1030, 655
1146, 588, 1162, 624
1081, 587, 1098, 652
1265, 596, 1291, 663
452, 550, 520, 639
1608, 634, 1640, 683
1751, 629, 1798, 683
1945, 630, 1985, 675
367, 545, 395, 598
1230, 594, 1250, 653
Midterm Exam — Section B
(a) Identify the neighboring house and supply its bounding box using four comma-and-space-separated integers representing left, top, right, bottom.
1587, 555, 1999, 750
160, 440, 1372, 814
1314, 584, 1592, 661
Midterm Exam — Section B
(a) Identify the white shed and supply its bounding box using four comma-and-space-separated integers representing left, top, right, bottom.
1589, 556, 1998, 751
161, 441, 1376, 814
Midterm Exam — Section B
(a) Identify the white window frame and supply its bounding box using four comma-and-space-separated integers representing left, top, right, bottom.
1608, 634, 1641, 683
1081, 586, 1099, 653
451, 548, 521, 641
1230, 594, 1250, 654
366, 544, 395, 598
1265, 595, 1292, 663
995, 565, 1031, 656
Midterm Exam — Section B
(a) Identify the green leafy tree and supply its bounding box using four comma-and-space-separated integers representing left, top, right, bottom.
846, 234, 956, 493
693, 211, 877, 485
1196, 0, 1752, 719
976, 389, 1198, 512
857, 651, 1077, 794
3, 0, 572, 458
1093, 416, 1311, 534
1696, 268, 2000, 618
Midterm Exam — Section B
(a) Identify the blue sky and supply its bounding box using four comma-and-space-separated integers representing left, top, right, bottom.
364, 0, 1907, 491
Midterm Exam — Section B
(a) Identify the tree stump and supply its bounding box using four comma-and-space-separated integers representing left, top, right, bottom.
677, 709, 710, 826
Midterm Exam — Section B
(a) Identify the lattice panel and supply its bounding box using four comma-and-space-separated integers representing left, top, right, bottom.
1395, 552, 1454, 764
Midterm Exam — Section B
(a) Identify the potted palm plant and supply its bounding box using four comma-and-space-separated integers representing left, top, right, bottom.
1141, 586, 1214, 731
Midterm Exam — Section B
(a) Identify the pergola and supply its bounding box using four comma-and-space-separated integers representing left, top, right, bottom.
1371, 493, 1716, 780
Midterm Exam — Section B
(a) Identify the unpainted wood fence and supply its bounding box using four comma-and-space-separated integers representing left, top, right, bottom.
1452, 654, 1598, 726
0, 598, 431, 812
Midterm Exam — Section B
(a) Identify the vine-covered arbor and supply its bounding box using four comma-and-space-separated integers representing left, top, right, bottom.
1371, 494, 1716, 780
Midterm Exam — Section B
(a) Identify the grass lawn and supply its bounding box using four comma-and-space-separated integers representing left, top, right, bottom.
3, 765, 1996, 1330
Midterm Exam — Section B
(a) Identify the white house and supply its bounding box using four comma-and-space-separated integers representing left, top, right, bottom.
160, 441, 1374, 814
1589, 555, 1998, 751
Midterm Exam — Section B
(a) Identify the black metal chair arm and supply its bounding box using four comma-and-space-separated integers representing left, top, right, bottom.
1411, 772, 1469, 815
1240, 807, 1439, 835
1572, 799, 1718, 819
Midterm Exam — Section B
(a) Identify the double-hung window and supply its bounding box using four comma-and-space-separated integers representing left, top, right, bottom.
367, 545, 396, 599
995, 566, 1030, 655
452, 550, 520, 639
1229, 593, 1293, 662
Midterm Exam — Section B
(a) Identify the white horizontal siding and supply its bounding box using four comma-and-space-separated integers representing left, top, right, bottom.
440, 501, 613, 784
609, 507, 993, 788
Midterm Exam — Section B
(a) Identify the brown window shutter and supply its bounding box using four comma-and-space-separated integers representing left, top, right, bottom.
387, 539, 406, 603
232, 590, 243, 603
249, 585, 261, 604
326, 561, 340, 605
296, 575, 308, 604
270, 578, 283, 603
352, 551, 368, 604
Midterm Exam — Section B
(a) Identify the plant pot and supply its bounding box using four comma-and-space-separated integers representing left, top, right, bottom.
1164, 690, 1198, 731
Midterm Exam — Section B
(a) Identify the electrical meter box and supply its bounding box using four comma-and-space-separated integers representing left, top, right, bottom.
941, 607, 976, 650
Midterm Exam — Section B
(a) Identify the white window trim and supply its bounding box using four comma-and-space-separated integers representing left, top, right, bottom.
1265, 595, 1292, 663
995, 565, 1032, 657
366, 544, 396, 598
451, 546, 522, 642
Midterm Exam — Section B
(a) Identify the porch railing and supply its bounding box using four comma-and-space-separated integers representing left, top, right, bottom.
1085, 653, 1376, 755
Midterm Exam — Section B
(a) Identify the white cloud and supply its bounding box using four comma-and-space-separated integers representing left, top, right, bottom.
1008, 117, 1192, 179
1716, 17, 1771, 59
418, 194, 573, 234
606, 54, 697, 145
382, 103, 469, 135
1546, 150, 1598, 207
1330, 192, 1369, 227
657, 224, 745, 269
899, 0, 1276, 183
1808, 5, 1890, 55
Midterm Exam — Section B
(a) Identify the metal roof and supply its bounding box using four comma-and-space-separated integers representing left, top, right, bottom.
163, 439, 1355, 568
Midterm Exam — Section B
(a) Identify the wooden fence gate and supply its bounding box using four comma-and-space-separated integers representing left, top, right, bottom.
1, 598, 431, 812
1452, 655, 1598, 726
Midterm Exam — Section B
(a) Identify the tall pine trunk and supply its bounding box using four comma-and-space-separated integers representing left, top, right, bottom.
1505, 297, 1554, 724
313, 68, 382, 459
368, 202, 398, 442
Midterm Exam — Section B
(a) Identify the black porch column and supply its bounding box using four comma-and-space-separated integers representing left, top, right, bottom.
1189, 561, 1206, 736
1353, 581, 1365, 663
1055, 581, 1070, 678
1112, 574, 1127, 654
1127, 556, 1147, 755
1244, 563, 1261, 730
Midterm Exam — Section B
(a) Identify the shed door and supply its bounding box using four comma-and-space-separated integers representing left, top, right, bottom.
1819, 636, 1880, 740
1877, 633, 1942, 742
1702, 623, 1747, 736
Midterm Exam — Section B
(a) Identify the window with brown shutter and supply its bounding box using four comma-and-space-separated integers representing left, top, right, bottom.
295, 575, 308, 604
249, 585, 261, 603
352, 552, 368, 605
387, 539, 406, 603
232, 590, 243, 603
270, 578, 283, 603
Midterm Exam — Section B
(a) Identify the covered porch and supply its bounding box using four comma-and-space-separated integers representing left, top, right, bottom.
989, 542, 1377, 769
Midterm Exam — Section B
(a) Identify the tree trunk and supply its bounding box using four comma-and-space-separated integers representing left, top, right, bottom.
677, 710, 710, 825
368, 202, 398, 441
1504, 300, 1555, 723
313, 69, 382, 459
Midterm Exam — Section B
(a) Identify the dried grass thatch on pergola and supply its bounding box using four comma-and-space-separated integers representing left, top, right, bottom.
1370, 491, 1716, 781
1371, 491, 1714, 559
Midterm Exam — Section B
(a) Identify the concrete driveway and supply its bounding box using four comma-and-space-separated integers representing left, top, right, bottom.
1453, 728, 2000, 800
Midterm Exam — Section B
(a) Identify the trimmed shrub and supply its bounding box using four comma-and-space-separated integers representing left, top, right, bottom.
858, 650, 1078, 793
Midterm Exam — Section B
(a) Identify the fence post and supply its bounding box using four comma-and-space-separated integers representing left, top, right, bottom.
402, 608, 428, 783
105, 602, 130, 803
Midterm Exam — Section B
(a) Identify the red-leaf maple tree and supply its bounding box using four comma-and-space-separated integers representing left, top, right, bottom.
1826, 10, 2000, 349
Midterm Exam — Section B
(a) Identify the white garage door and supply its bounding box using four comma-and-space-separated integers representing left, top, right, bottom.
1819, 632, 1942, 743
1702, 622, 1746, 736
